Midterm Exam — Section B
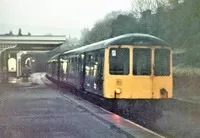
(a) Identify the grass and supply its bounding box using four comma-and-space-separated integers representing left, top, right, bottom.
172, 49, 200, 98
173, 66, 200, 76
172, 48, 200, 76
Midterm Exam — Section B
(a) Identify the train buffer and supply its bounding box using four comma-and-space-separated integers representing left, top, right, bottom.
0, 73, 164, 138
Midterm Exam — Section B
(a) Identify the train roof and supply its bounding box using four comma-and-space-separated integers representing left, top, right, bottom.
50, 53, 60, 59
63, 33, 170, 55
48, 53, 60, 62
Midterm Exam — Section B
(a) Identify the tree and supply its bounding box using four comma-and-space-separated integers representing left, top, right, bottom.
80, 28, 91, 45
79, 0, 200, 67
9, 31, 13, 36
28, 32, 31, 36
89, 18, 113, 42
18, 28, 22, 36
111, 14, 139, 36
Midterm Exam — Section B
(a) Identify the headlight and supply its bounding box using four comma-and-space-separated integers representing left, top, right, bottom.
115, 88, 121, 94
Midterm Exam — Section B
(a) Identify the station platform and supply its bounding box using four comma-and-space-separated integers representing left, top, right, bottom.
0, 73, 162, 138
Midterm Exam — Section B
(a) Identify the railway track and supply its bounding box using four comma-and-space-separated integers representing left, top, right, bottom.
44, 74, 200, 138
68, 88, 171, 137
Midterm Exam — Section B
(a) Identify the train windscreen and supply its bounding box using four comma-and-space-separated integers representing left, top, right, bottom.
109, 48, 129, 75
133, 48, 151, 75
154, 48, 170, 76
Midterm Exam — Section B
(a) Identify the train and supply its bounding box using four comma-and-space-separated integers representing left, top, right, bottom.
46, 33, 173, 122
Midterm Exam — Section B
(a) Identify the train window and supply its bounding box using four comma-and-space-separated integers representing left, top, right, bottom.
154, 49, 170, 76
73, 57, 78, 76
79, 54, 85, 74
74, 57, 78, 75
77, 55, 82, 72
133, 48, 151, 75
85, 54, 91, 76
109, 48, 129, 75
90, 55, 95, 76
67, 58, 72, 73
63, 60, 67, 74
71, 58, 74, 73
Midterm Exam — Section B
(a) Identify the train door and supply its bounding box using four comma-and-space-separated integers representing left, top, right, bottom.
132, 48, 153, 98
78, 54, 85, 89
95, 50, 104, 94
84, 50, 104, 95
104, 46, 131, 98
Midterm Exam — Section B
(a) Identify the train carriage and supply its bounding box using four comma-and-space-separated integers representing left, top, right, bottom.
47, 33, 173, 122
47, 54, 61, 81
57, 33, 172, 99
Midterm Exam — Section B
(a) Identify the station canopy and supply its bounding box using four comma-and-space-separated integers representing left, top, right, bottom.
0, 35, 66, 51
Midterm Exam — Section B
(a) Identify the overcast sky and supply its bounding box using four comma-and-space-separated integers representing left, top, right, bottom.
0, 0, 132, 38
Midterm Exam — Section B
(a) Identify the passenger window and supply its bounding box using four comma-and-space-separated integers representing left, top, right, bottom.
68, 58, 72, 73
90, 55, 95, 76
154, 49, 170, 76
109, 48, 129, 75
78, 55, 84, 73
62, 60, 67, 74
74, 57, 78, 76
85, 54, 91, 76
85, 54, 97, 78
133, 48, 151, 75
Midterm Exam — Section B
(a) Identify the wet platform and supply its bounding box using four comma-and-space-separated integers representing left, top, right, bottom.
0, 73, 162, 138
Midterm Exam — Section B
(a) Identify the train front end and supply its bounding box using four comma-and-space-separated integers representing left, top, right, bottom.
103, 45, 173, 99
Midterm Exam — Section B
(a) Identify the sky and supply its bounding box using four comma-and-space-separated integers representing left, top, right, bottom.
0, 0, 132, 38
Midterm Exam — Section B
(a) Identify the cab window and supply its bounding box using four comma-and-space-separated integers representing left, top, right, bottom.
109, 48, 129, 75
154, 49, 170, 76
133, 48, 151, 75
